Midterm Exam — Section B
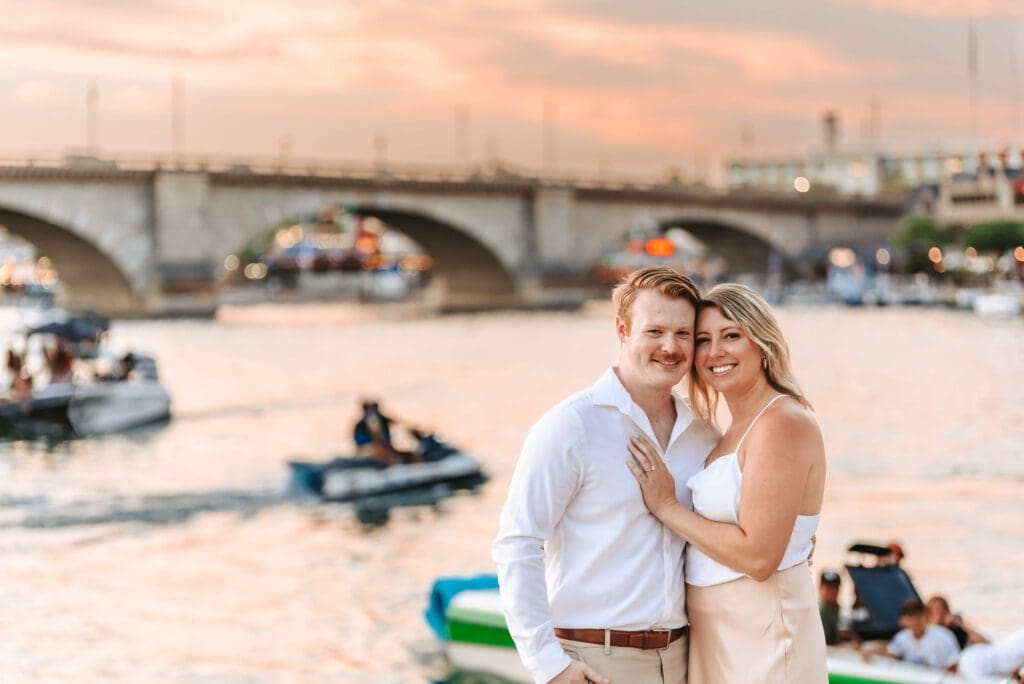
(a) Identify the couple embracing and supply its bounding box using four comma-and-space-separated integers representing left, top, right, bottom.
492, 267, 828, 683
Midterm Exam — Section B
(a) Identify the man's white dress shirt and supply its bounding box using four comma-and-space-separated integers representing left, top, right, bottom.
492, 368, 719, 683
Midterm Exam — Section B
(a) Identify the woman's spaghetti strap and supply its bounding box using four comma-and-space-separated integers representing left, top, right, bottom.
735, 394, 788, 454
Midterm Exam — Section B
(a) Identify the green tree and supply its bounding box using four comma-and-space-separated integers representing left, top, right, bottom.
962, 221, 1024, 252
892, 216, 952, 274
892, 216, 950, 247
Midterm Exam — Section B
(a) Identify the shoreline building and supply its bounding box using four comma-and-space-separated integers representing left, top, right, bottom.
726, 111, 1024, 199
728, 147, 1024, 198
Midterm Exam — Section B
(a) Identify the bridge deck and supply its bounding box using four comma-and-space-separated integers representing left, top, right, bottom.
0, 154, 906, 213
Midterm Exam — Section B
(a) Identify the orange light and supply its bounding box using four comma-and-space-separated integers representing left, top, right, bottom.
645, 237, 676, 258
355, 235, 379, 254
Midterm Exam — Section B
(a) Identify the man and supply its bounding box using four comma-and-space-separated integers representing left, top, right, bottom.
886, 598, 960, 670
352, 399, 398, 465
818, 569, 859, 648
492, 267, 718, 684
818, 570, 843, 646
881, 541, 905, 567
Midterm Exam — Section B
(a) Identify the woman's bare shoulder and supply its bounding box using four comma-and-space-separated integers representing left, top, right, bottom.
749, 398, 822, 453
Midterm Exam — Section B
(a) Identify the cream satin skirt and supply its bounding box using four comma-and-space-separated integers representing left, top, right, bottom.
686, 561, 828, 684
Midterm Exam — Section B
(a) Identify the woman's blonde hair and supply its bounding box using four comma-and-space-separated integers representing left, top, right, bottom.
688, 283, 811, 426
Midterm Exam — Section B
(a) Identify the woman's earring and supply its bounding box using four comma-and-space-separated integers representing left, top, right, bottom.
761, 354, 768, 370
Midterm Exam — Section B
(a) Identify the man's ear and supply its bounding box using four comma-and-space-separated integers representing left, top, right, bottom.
615, 316, 628, 342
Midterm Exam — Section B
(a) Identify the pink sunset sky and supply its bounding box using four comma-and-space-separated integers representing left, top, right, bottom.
3, 0, 1024, 178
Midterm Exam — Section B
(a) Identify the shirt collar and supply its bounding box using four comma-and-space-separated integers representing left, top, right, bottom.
591, 367, 696, 433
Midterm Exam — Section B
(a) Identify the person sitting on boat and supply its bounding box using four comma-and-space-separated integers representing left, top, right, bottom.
353, 400, 400, 466
818, 570, 859, 647
5, 349, 33, 401
45, 339, 75, 385
408, 428, 456, 463
115, 352, 137, 380
353, 400, 392, 447
819, 570, 842, 645
958, 629, 1024, 681
883, 597, 961, 670
880, 540, 906, 566
95, 352, 146, 383
927, 595, 990, 649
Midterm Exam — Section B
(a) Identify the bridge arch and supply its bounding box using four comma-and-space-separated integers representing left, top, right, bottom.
655, 215, 794, 277
229, 200, 517, 299
359, 206, 516, 295
0, 206, 141, 313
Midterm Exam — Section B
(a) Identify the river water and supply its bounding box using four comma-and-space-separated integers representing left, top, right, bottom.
0, 303, 1021, 683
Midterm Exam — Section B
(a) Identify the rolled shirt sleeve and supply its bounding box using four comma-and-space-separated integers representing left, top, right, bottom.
492, 407, 584, 684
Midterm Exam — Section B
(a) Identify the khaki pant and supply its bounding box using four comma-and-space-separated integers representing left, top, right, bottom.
558, 634, 687, 684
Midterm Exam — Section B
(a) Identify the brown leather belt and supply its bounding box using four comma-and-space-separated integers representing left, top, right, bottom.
554, 626, 687, 650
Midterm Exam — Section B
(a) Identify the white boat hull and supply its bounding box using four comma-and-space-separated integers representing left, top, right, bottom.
973, 293, 1020, 317
67, 381, 171, 435
441, 590, 1008, 684
322, 453, 482, 500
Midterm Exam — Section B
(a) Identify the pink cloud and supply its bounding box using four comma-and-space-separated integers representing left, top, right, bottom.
531, 19, 880, 84
832, 0, 1024, 18
0, 0, 1014, 176
12, 81, 64, 106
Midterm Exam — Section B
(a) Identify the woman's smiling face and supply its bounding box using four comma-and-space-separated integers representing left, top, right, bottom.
694, 305, 764, 394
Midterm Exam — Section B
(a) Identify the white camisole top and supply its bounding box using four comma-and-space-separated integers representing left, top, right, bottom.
684, 394, 819, 587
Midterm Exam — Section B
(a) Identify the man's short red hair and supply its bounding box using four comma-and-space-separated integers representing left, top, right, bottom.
612, 266, 701, 331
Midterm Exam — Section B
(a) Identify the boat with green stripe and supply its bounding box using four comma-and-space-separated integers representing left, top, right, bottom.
429, 585, 1007, 684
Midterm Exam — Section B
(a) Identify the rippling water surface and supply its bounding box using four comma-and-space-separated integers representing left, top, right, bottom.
0, 304, 1021, 682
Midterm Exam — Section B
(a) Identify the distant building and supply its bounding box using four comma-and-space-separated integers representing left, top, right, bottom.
727, 107, 1024, 198
910, 165, 1024, 226
727, 148, 1024, 198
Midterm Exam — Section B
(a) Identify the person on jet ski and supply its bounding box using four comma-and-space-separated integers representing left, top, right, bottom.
408, 428, 457, 463
353, 400, 400, 466
351, 400, 459, 467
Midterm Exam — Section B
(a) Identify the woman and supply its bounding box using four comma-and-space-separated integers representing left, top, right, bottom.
6, 349, 33, 400
46, 340, 75, 385
627, 283, 827, 682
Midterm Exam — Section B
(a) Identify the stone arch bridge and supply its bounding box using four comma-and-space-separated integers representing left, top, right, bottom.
0, 158, 904, 314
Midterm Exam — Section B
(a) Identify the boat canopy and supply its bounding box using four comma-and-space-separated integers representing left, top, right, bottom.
26, 314, 109, 343
845, 541, 922, 641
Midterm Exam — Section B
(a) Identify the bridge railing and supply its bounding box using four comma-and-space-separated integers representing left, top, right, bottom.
0, 148, 720, 193
0, 149, 908, 208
